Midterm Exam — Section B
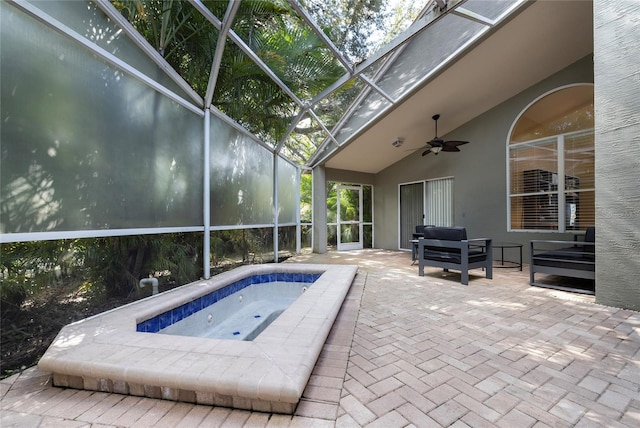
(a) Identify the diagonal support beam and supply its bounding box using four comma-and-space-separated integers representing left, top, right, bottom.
452, 7, 496, 26
94, 0, 204, 107
204, 1, 241, 107
189, 0, 305, 108
286, 0, 353, 73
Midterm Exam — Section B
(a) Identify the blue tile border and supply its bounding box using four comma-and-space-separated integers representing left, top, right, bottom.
136, 272, 322, 333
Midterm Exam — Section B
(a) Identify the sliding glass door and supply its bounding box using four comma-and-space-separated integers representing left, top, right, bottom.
399, 182, 424, 250
399, 178, 454, 250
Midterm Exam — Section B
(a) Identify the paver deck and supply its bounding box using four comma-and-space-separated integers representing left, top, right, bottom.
2, 249, 639, 427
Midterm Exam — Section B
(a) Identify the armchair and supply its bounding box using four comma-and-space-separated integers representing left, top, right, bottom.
418, 226, 492, 285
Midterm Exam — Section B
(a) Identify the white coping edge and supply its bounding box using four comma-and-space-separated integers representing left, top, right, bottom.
38, 263, 358, 407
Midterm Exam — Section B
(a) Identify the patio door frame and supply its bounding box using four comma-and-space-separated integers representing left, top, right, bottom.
398, 181, 425, 251
399, 177, 454, 250
337, 184, 363, 250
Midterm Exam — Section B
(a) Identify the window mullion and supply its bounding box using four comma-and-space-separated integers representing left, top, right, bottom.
557, 134, 565, 232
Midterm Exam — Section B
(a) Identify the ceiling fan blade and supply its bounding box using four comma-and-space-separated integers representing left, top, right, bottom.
443, 140, 469, 147
444, 140, 469, 147
441, 146, 461, 152
418, 142, 434, 156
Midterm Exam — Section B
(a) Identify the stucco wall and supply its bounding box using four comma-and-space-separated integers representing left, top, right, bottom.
374, 55, 594, 258
593, 0, 640, 310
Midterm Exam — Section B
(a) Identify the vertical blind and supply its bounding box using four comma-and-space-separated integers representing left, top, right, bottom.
426, 178, 454, 227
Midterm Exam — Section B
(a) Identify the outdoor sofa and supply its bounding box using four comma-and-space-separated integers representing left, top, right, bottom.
529, 226, 595, 294
417, 226, 492, 285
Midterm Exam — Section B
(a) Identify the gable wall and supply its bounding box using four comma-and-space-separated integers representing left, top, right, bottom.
373, 55, 594, 255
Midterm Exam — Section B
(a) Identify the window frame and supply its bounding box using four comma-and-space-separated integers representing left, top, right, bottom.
506, 84, 595, 233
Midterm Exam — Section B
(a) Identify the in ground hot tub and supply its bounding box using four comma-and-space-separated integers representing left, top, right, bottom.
38, 263, 357, 414
140, 272, 322, 341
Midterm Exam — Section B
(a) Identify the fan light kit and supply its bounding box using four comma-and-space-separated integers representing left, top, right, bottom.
421, 114, 469, 156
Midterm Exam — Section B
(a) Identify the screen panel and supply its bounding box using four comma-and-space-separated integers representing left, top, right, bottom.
25, 0, 196, 102
278, 225, 297, 256
1, 5, 204, 234
209, 115, 274, 226
375, 14, 484, 100
277, 158, 298, 224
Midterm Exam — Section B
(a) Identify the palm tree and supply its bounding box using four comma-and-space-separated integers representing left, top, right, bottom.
110, 0, 377, 145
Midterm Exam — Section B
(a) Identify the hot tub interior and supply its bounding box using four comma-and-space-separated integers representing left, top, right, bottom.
138, 272, 321, 341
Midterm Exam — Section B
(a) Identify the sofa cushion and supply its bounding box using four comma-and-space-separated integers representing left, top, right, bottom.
584, 226, 595, 243
424, 249, 487, 264
421, 227, 488, 263
423, 226, 467, 241
533, 246, 594, 271
533, 255, 594, 271
534, 247, 594, 261
584, 226, 595, 253
413, 225, 435, 240
422, 227, 469, 256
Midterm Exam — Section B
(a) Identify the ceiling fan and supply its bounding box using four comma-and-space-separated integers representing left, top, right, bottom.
421, 114, 469, 156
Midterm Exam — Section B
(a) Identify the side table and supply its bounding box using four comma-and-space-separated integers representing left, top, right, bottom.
493, 242, 523, 271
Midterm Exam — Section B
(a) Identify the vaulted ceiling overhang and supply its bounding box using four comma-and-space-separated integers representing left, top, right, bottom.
319, 0, 594, 174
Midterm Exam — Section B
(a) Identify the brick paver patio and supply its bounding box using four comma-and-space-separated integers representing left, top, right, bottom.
2, 249, 639, 427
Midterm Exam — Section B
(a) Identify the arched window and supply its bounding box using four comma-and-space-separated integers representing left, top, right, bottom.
508, 84, 594, 232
